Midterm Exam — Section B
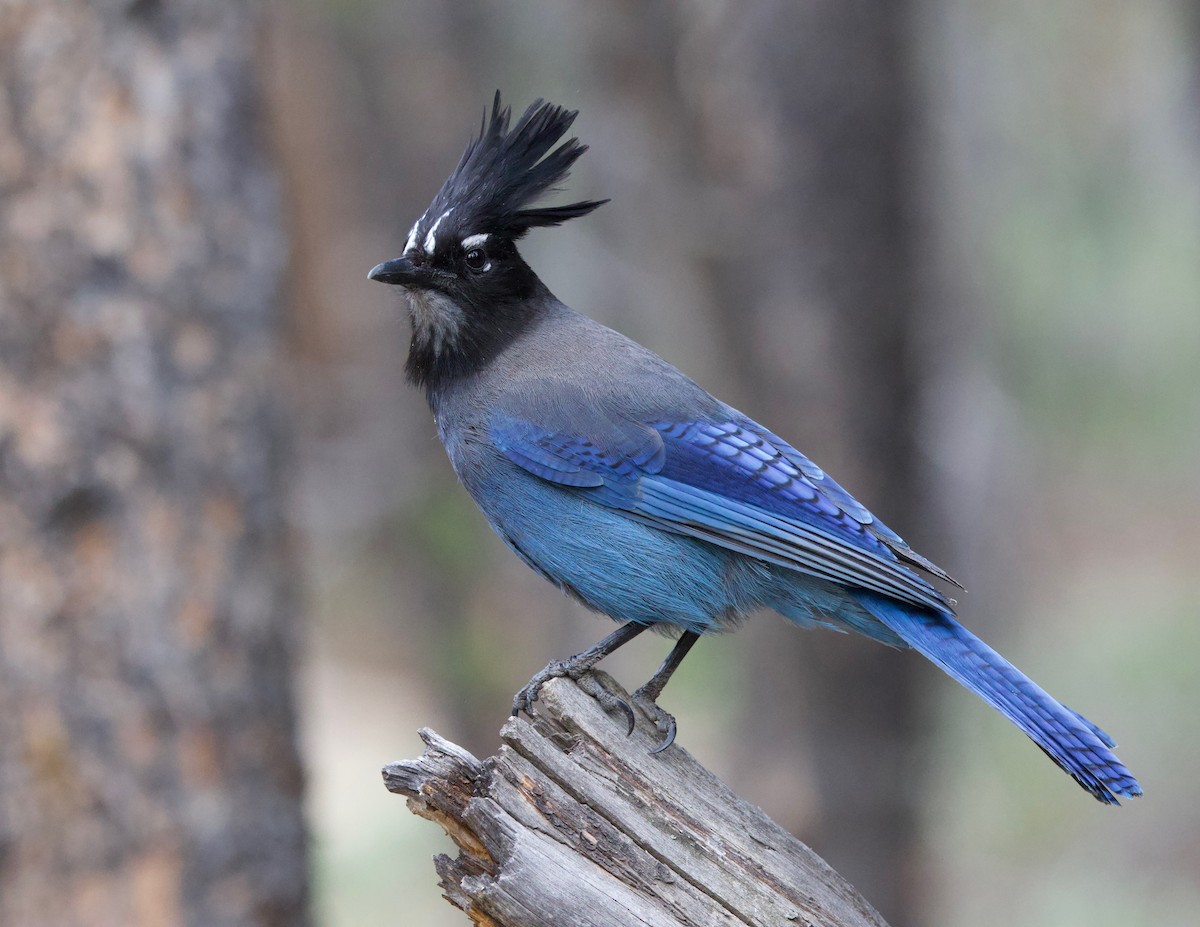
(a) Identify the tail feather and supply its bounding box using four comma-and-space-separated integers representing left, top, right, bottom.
854, 592, 1142, 805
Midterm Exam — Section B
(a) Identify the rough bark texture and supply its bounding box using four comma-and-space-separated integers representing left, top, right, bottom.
0, 2, 307, 925
384, 675, 890, 927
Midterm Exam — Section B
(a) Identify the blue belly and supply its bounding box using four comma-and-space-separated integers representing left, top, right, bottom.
462, 458, 886, 639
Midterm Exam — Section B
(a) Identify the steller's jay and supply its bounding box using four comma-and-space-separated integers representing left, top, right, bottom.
369, 93, 1141, 805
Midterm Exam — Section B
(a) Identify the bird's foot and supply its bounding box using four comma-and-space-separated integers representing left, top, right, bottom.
511, 659, 675, 751
631, 685, 678, 754
511, 659, 634, 733
576, 674, 636, 734
511, 657, 576, 718
511, 622, 651, 721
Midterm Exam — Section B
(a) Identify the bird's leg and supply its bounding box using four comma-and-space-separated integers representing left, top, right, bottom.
512, 620, 650, 722
631, 630, 701, 753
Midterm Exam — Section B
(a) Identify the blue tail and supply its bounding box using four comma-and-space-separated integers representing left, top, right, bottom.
855, 592, 1143, 805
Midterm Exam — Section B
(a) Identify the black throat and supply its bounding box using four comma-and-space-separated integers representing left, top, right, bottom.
404, 267, 550, 394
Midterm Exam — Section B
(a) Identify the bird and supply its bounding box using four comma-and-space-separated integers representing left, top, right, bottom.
368, 91, 1142, 805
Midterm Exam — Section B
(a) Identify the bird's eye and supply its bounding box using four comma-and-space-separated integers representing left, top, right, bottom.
464, 248, 488, 271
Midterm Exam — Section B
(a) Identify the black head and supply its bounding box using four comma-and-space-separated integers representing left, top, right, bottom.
369, 92, 607, 389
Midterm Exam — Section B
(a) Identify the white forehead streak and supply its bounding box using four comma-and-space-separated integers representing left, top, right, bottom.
423, 208, 453, 254
461, 233, 490, 250
403, 212, 425, 255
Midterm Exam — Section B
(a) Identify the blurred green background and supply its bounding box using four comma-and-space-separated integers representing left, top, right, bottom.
268, 1, 1200, 925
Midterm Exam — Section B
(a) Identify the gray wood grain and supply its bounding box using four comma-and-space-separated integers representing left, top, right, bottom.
384, 674, 889, 927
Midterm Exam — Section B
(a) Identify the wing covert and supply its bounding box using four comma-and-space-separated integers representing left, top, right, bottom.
489, 408, 955, 612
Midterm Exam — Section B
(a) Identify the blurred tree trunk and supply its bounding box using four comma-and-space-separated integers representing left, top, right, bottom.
0, 3, 308, 926
702, 4, 935, 924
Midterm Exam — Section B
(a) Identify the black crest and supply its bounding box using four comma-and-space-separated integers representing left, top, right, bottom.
414, 92, 607, 247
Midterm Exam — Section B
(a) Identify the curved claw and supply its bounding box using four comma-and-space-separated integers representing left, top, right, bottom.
511, 690, 537, 719
616, 697, 636, 736
512, 682, 540, 718
649, 714, 677, 754
632, 689, 679, 755
575, 673, 636, 733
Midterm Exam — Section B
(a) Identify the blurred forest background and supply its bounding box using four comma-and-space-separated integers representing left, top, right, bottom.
2, 1, 1198, 926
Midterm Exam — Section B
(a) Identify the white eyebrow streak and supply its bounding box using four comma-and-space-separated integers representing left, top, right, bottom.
403, 213, 425, 255
460, 233, 489, 250
423, 208, 453, 254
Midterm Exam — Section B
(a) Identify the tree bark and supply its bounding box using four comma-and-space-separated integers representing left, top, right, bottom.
0, 2, 307, 925
385, 675, 889, 927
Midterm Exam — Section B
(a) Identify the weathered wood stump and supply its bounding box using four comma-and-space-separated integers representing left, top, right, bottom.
383, 673, 889, 927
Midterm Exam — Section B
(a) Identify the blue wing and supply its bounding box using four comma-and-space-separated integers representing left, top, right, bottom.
490, 409, 957, 614
489, 403, 1143, 804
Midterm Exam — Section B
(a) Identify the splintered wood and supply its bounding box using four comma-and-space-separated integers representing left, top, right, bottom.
383, 674, 888, 927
